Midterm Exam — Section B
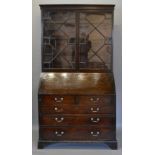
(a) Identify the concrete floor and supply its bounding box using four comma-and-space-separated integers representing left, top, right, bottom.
32, 126, 122, 155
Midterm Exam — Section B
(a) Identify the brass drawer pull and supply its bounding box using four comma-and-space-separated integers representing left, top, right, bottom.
90, 97, 99, 102
55, 117, 64, 122
91, 117, 100, 123
54, 97, 64, 103
55, 131, 64, 136
90, 131, 100, 137
90, 107, 99, 113
54, 107, 63, 112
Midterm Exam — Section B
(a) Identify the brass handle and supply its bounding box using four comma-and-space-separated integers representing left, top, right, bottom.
91, 107, 99, 113
91, 117, 100, 123
54, 107, 63, 112
55, 117, 64, 122
90, 97, 99, 102
90, 131, 100, 136
55, 131, 64, 136
54, 97, 64, 103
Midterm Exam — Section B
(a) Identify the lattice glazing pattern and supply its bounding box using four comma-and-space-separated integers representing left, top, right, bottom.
42, 11, 113, 71
79, 13, 112, 70
42, 11, 76, 69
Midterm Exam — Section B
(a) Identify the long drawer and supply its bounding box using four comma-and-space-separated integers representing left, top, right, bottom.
39, 126, 115, 141
39, 105, 114, 114
39, 114, 115, 126
39, 95, 115, 106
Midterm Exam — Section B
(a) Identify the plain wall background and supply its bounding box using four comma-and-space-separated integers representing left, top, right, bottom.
32, 0, 122, 129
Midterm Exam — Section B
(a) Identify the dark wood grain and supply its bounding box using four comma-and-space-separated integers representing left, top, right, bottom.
40, 4, 115, 10
39, 126, 115, 141
39, 104, 114, 114
39, 95, 75, 106
79, 95, 115, 105
38, 73, 115, 95
39, 95, 115, 106
39, 114, 115, 126
38, 4, 117, 150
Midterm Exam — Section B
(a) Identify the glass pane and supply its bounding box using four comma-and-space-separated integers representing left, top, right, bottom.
42, 11, 76, 70
79, 13, 113, 70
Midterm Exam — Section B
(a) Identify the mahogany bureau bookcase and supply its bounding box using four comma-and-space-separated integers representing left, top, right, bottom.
38, 5, 117, 149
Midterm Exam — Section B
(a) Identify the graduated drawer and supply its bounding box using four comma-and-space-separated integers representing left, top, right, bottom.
79, 95, 115, 106
39, 114, 115, 126
39, 126, 115, 141
39, 104, 114, 114
39, 95, 74, 106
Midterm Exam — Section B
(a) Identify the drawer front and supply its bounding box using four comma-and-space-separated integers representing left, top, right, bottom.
39, 115, 115, 126
39, 127, 115, 141
39, 105, 114, 114
79, 95, 115, 106
39, 95, 75, 106
39, 95, 115, 106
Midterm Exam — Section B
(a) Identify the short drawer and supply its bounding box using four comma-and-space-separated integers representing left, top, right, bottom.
39, 115, 115, 126
79, 95, 115, 106
39, 126, 115, 141
39, 105, 115, 114
39, 95, 74, 106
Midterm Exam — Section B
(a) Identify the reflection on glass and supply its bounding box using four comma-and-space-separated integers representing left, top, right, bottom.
79, 13, 112, 70
42, 11, 113, 71
42, 11, 76, 70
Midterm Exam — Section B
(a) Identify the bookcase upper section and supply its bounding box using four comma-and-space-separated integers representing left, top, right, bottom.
40, 5, 115, 72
